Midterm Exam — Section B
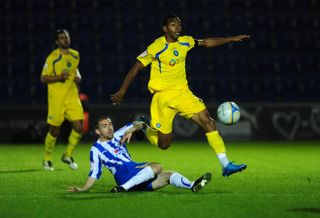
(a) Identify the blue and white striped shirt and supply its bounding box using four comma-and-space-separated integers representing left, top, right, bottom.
88, 123, 134, 179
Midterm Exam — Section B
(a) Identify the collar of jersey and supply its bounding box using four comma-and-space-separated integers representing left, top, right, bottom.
162, 36, 183, 45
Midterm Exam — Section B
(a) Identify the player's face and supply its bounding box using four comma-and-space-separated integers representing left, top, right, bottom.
96, 118, 114, 140
164, 18, 182, 40
56, 32, 70, 49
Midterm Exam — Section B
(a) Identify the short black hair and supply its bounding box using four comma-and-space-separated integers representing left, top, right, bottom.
162, 14, 180, 26
94, 115, 110, 130
55, 29, 69, 41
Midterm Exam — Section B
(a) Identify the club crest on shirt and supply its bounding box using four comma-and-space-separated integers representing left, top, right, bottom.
139, 50, 148, 58
169, 59, 176, 66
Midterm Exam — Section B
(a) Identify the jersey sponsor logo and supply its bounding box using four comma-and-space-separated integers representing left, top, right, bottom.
114, 147, 126, 155
67, 62, 72, 68
156, 123, 161, 128
139, 50, 148, 58
173, 50, 179, 56
114, 148, 119, 154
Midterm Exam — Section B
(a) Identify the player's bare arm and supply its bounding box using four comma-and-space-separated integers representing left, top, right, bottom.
41, 70, 69, 84
110, 61, 145, 105
197, 35, 250, 48
74, 69, 82, 85
67, 177, 96, 192
120, 121, 145, 144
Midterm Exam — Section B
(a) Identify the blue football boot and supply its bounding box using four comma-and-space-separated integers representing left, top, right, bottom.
222, 162, 247, 177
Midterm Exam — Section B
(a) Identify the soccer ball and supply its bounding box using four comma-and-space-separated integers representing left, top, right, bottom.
217, 101, 241, 125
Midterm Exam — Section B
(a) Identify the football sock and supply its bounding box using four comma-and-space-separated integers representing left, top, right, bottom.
206, 131, 230, 167
217, 153, 230, 168
169, 172, 194, 189
121, 166, 155, 190
65, 129, 82, 157
206, 131, 227, 154
146, 127, 158, 146
44, 132, 57, 161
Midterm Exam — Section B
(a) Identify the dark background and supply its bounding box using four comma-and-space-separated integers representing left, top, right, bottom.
1, 0, 319, 105
0, 0, 319, 143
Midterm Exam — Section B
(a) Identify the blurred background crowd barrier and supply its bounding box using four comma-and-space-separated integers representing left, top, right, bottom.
1, 103, 319, 143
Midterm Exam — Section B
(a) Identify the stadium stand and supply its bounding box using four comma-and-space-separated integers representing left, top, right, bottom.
0, 0, 319, 105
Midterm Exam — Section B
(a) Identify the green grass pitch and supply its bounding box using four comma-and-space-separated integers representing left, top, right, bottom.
0, 141, 319, 218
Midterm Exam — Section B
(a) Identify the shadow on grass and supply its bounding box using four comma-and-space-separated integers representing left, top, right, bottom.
288, 208, 320, 214
57, 192, 136, 200
0, 169, 63, 173
58, 189, 224, 201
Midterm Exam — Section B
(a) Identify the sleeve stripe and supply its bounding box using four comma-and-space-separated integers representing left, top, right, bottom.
178, 42, 190, 47
89, 150, 93, 162
88, 146, 102, 179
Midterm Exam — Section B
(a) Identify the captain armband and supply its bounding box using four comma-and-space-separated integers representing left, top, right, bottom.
195, 39, 204, 47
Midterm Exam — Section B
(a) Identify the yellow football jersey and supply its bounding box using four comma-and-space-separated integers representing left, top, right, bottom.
137, 36, 195, 93
41, 48, 80, 102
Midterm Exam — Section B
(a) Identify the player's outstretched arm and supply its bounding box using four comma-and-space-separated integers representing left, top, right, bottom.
198, 35, 250, 48
111, 61, 145, 105
120, 121, 145, 144
67, 177, 96, 192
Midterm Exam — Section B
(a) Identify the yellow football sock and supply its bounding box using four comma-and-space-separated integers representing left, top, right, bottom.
206, 130, 226, 154
146, 127, 158, 146
44, 132, 57, 161
65, 129, 82, 157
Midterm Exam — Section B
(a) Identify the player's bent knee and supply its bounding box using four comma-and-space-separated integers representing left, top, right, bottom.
73, 126, 83, 134
150, 163, 162, 174
49, 126, 60, 137
158, 142, 171, 150
156, 164, 163, 174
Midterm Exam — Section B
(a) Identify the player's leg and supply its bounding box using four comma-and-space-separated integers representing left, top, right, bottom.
191, 109, 228, 165
139, 116, 173, 150
43, 125, 60, 171
68, 120, 83, 157
178, 89, 246, 176
61, 120, 83, 170
43, 101, 65, 171
63, 98, 84, 170
111, 162, 161, 192
156, 132, 172, 150
191, 109, 247, 177
145, 92, 177, 150
151, 171, 212, 193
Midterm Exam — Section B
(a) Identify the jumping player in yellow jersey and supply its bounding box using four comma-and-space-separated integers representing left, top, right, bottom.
41, 29, 84, 171
111, 15, 250, 177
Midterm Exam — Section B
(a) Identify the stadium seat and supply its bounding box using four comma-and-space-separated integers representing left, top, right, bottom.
1, 0, 319, 104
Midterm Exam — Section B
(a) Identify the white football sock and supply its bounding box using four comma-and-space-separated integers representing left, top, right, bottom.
121, 166, 154, 190
217, 153, 229, 168
169, 172, 194, 189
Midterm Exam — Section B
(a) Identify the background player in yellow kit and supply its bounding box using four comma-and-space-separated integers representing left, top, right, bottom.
41, 29, 84, 171
111, 15, 250, 177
